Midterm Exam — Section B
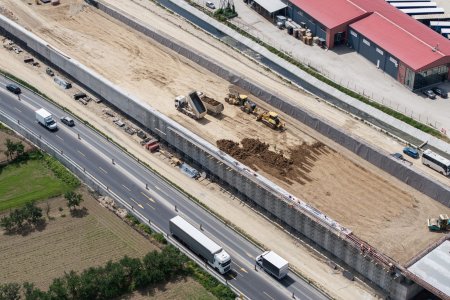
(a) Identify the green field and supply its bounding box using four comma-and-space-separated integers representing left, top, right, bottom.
0, 159, 73, 211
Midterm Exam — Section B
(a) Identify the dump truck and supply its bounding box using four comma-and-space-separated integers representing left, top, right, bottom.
256, 251, 289, 280
35, 108, 57, 131
428, 214, 450, 231
175, 91, 207, 120
256, 111, 286, 131
169, 216, 231, 274
198, 92, 224, 115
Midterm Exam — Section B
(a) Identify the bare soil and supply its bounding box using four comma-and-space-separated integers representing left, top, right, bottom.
201, 95, 220, 106
0, 186, 156, 289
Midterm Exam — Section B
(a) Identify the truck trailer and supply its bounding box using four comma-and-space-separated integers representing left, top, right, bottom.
35, 108, 58, 131
256, 251, 289, 280
169, 216, 231, 274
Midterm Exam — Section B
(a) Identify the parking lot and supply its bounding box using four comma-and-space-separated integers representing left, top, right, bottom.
230, 1, 450, 135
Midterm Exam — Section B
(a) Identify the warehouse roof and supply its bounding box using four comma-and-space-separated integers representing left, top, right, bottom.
408, 241, 450, 298
350, 12, 448, 71
290, 0, 450, 71
253, 0, 287, 14
289, 0, 368, 29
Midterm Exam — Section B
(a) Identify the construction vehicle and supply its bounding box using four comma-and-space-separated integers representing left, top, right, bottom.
428, 214, 450, 231
256, 111, 286, 131
225, 91, 258, 114
197, 92, 224, 115
175, 91, 207, 120
225, 91, 249, 106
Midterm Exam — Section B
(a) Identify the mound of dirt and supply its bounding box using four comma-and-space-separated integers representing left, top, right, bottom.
217, 138, 329, 184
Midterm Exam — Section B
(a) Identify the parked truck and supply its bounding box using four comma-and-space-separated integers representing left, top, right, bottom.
169, 216, 231, 274
256, 251, 289, 280
35, 108, 58, 131
197, 92, 224, 115
175, 91, 207, 120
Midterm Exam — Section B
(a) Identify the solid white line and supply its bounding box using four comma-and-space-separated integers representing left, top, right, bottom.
263, 291, 275, 300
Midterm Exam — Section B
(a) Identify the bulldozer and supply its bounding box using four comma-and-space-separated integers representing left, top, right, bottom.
428, 214, 450, 231
256, 111, 286, 131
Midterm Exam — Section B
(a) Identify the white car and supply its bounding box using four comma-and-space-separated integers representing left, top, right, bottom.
206, 1, 215, 9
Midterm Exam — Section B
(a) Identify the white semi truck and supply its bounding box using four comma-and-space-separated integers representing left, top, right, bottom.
256, 250, 289, 280
35, 108, 57, 131
169, 216, 231, 274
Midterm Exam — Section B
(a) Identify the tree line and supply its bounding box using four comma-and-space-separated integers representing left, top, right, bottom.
0, 245, 235, 300
3, 139, 25, 161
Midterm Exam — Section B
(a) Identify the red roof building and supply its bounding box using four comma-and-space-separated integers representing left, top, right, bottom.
287, 0, 450, 89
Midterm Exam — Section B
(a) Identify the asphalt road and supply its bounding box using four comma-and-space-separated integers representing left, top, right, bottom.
0, 77, 329, 300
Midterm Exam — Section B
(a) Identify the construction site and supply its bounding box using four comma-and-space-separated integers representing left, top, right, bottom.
1, 0, 450, 299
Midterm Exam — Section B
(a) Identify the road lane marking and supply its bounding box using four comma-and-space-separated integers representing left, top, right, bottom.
154, 185, 161, 191
263, 292, 275, 300
77, 150, 86, 157
245, 252, 253, 259
146, 203, 155, 210
98, 166, 108, 174
14, 107, 22, 112
141, 191, 155, 203
130, 198, 144, 209
233, 263, 248, 274
122, 184, 131, 192
55, 135, 64, 141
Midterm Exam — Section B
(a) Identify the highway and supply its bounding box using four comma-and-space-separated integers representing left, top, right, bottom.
0, 76, 329, 300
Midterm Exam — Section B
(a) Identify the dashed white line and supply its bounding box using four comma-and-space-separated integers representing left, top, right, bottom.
146, 203, 156, 210
77, 150, 86, 157
98, 166, 108, 174
14, 107, 22, 113
130, 198, 144, 209
122, 184, 131, 192
55, 135, 64, 141
141, 191, 155, 203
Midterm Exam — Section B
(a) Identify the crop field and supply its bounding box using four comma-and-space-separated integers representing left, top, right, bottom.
0, 188, 154, 288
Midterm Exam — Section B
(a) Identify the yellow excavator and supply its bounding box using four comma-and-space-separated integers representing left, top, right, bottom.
256, 111, 286, 131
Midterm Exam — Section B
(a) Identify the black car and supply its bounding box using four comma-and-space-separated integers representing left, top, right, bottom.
60, 116, 75, 127
423, 89, 436, 99
6, 84, 21, 95
432, 87, 448, 99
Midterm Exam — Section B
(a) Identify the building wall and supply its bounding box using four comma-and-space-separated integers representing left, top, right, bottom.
289, 5, 327, 41
349, 27, 399, 79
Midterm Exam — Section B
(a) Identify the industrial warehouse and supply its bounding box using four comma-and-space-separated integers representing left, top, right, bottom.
268, 0, 450, 90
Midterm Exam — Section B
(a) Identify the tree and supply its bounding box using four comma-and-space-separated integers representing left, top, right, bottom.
23, 202, 43, 225
0, 216, 14, 232
10, 209, 25, 229
23, 282, 48, 300
4, 139, 16, 161
64, 192, 83, 211
0, 282, 20, 300
15, 142, 25, 159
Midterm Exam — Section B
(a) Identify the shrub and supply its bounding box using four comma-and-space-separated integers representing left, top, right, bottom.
152, 232, 167, 244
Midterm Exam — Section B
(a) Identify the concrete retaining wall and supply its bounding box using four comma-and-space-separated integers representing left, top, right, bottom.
0, 11, 428, 299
